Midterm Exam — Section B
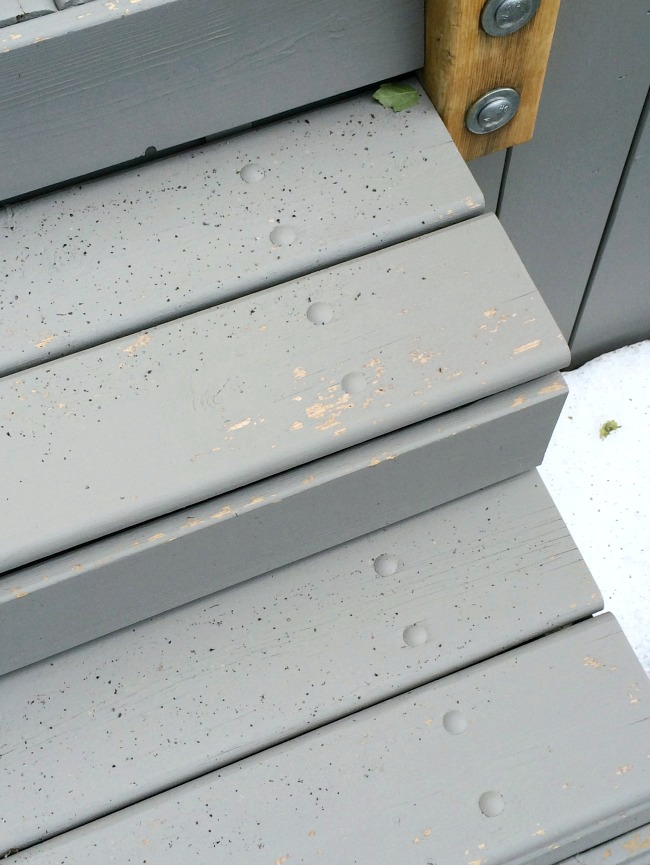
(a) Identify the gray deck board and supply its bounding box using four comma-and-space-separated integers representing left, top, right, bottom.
0, 80, 482, 376
0, 470, 602, 853
8, 614, 649, 864
0, 0, 423, 202
0, 371, 568, 675
0, 214, 569, 574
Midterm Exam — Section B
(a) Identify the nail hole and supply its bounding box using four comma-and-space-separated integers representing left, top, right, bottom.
240, 163, 265, 183
403, 624, 427, 647
479, 791, 504, 817
373, 554, 398, 577
306, 302, 334, 325
442, 710, 467, 735
341, 371, 366, 394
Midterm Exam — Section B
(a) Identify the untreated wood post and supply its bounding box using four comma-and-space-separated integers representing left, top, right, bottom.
420, 0, 561, 159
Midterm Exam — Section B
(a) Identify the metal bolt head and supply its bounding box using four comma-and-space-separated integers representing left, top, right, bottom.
466, 88, 521, 135
481, 0, 541, 36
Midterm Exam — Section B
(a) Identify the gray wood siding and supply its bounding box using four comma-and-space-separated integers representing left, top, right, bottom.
498, 0, 650, 344
570, 93, 650, 366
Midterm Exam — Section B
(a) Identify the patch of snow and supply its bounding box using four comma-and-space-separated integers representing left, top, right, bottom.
540, 340, 650, 677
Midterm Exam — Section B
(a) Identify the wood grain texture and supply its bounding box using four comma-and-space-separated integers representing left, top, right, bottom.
0, 0, 423, 201
9, 615, 650, 864
0, 214, 570, 574
0, 80, 482, 377
0, 470, 602, 852
0, 372, 568, 675
420, 0, 561, 159
498, 0, 650, 339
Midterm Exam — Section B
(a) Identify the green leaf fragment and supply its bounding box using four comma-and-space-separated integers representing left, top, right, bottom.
599, 420, 621, 440
372, 82, 421, 112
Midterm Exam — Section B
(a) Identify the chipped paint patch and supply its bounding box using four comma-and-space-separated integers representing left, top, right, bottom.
513, 339, 541, 355
275, 856, 290, 865
583, 656, 603, 669
211, 506, 233, 519
34, 334, 56, 349
183, 517, 203, 528
290, 421, 304, 431
302, 475, 316, 484
249, 496, 265, 505
410, 350, 434, 365
616, 764, 633, 775
293, 367, 307, 380
10, 587, 28, 599
538, 380, 565, 395
229, 417, 252, 431
484, 309, 497, 318
368, 457, 381, 467
122, 333, 151, 354
334, 427, 347, 436
148, 532, 166, 542
623, 832, 650, 854
512, 395, 526, 407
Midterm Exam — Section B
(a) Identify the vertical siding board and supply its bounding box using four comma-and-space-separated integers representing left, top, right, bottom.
498, 0, 650, 340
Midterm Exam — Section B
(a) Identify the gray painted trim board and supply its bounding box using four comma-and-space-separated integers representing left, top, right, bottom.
0, 469, 602, 852
9, 615, 650, 864
0, 78, 482, 377
0, 371, 568, 676
0, 214, 569, 574
0, 0, 424, 202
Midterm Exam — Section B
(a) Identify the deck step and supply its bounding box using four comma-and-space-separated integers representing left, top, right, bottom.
7, 614, 649, 864
0, 213, 568, 575
0, 371, 568, 675
0, 470, 602, 853
0, 79, 480, 376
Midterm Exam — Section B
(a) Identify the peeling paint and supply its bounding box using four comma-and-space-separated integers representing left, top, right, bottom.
538, 381, 565, 395
623, 832, 650, 854
34, 335, 56, 349
121, 333, 151, 354
229, 417, 252, 431
512, 339, 541, 355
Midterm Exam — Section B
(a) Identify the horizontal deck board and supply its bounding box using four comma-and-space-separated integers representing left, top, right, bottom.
0, 80, 482, 376
8, 614, 649, 863
0, 214, 569, 574
0, 371, 568, 674
0, 0, 423, 201
0, 470, 602, 852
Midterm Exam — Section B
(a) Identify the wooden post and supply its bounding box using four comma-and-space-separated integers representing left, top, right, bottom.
420, 0, 561, 160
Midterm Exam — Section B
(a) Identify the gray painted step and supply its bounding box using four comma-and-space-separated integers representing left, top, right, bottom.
9, 614, 649, 864
0, 79, 481, 377
0, 0, 423, 201
0, 469, 603, 853
563, 825, 650, 864
0, 371, 568, 675
0, 214, 569, 574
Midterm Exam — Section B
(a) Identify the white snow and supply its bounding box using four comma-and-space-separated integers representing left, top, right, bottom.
540, 340, 650, 677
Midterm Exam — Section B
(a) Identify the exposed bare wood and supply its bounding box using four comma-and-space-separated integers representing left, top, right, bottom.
421, 0, 561, 159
